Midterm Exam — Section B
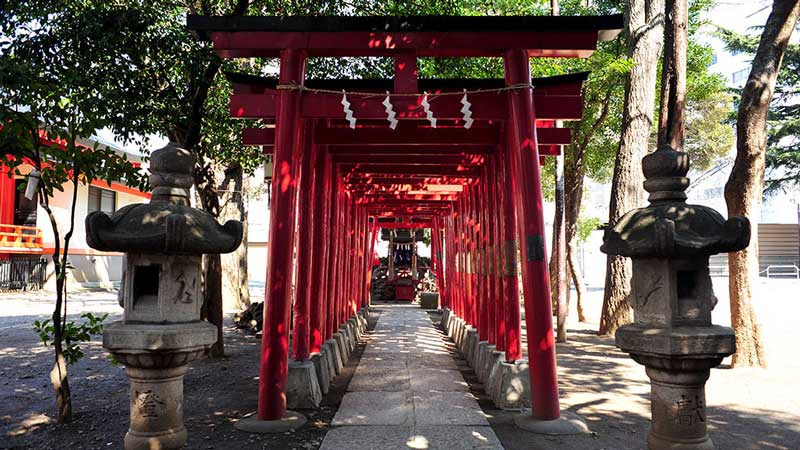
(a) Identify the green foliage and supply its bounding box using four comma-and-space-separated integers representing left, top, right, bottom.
717, 24, 800, 193
577, 215, 602, 243
685, 91, 735, 171
34, 313, 108, 365
0, 1, 148, 196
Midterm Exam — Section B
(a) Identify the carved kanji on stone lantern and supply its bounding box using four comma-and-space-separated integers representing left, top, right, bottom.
601, 145, 750, 450
86, 142, 243, 450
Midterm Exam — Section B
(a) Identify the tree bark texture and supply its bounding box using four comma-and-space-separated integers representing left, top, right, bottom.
195, 157, 225, 358
553, 154, 568, 342
599, 0, 664, 336
725, 0, 800, 368
221, 163, 250, 311
204, 254, 225, 358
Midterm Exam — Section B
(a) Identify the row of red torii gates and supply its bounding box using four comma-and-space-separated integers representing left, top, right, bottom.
189, 14, 623, 425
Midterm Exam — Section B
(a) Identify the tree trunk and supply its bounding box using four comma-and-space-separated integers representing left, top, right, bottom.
553, 154, 567, 342
567, 246, 587, 322
50, 344, 72, 423
204, 254, 225, 358
194, 156, 225, 358
725, 0, 800, 368
221, 163, 250, 310
563, 117, 587, 324
599, 0, 665, 336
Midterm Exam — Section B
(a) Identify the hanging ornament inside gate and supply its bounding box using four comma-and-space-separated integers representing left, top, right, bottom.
341, 90, 356, 129
460, 90, 473, 129
420, 92, 437, 128
383, 92, 398, 130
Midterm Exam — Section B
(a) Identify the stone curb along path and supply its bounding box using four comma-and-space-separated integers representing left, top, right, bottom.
321, 305, 505, 450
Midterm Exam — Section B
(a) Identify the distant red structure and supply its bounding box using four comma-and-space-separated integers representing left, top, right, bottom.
189, 13, 622, 424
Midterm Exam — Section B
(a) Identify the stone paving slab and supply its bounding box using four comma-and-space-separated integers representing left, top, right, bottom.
410, 368, 470, 392
320, 425, 504, 450
332, 391, 413, 426
325, 306, 504, 450
349, 367, 411, 392
412, 391, 490, 426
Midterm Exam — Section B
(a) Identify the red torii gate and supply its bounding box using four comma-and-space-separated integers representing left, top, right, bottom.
189, 13, 622, 428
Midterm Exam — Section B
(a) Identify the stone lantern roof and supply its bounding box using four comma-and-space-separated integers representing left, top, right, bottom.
86, 142, 243, 255
601, 145, 750, 259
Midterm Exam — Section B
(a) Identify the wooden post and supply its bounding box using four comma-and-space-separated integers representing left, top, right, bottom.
504, 48, 560, 420
258, 48, 306, 421
291, 125, 317, 361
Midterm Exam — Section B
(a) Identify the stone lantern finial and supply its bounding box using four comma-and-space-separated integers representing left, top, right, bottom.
642, 145, 690, 203
601, 144, 750, 450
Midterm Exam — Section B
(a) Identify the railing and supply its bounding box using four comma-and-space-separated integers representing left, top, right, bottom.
759, 264, 800, 279
0, 224, 44, 251
0, 256, 47, 291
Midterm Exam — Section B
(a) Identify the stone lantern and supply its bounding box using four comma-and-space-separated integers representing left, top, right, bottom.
86, 142, 243, 450
601, 145, 750, 450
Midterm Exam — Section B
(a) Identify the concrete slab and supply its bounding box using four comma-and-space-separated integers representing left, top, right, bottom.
320, 425, 504, 450
320, 425, 412, 450
409, 368, 469, 392
412, 425, 505, 450
332, 391, 413, 426
412, 391, 489, 426
234, 410, 307, 434
513, 410, 590, 435
326, 306, 505, 449
348, 367, 411, 392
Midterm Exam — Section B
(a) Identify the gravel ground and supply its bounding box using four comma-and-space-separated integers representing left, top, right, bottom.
1, 278, 799, 450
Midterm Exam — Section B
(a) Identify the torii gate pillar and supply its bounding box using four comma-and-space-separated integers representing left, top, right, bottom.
504, 49, 588, 434
237, 48, 309, 432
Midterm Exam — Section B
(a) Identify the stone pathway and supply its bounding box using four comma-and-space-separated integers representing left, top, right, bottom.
321, 305, 504, 450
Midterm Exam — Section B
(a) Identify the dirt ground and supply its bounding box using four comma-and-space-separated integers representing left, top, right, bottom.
0, 290, 377, 450
1, 278, 799, 450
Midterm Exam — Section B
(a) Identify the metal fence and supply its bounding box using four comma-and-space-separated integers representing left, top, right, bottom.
0, 256, 47, 291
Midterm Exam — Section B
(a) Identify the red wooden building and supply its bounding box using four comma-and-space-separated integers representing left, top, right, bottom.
188, 13, 622, 427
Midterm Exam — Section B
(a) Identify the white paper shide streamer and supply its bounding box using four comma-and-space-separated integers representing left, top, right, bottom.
420, 92, 437, 128
341, 90, 356, 129
383, 91, 398, 130
460, 90, 473, 129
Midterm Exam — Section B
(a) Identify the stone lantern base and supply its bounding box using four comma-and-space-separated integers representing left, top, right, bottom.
105, 321, 217, 450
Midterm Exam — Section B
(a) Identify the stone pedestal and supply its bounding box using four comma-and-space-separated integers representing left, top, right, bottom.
477, 344, 497, 383
494, 360, 530, 410
124, 366, 188, 450
311, 352, 332, 395
474, 341, 489, 373
105, 322, 216, 450
286, 360, 323, 409
325, 338, 344, 374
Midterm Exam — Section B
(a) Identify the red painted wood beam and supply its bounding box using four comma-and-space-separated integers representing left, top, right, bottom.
340, 165, 481, 176
231, 92, 584, 121
375, 222, 433, 229
357, 194, 458, 203
243, 127, 567, 150
345, 176, 478, 184
332, 154, 486, 166
207, 30, 600, 58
